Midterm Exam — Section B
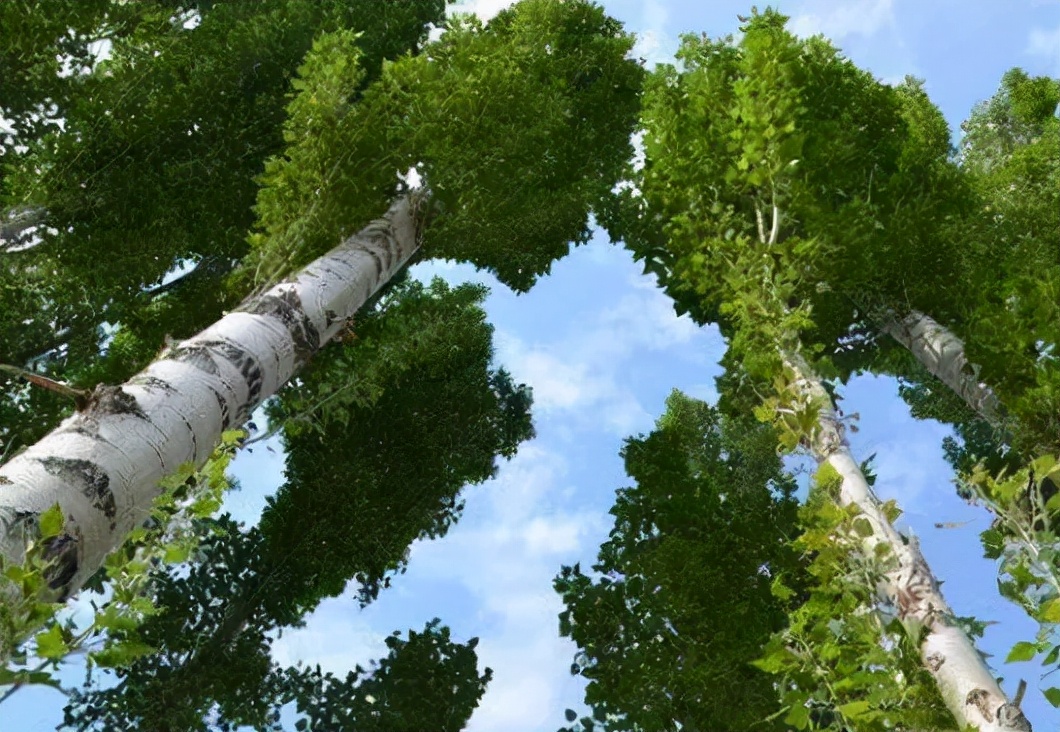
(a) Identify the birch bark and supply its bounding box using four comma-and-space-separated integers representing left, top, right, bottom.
874, 307, 1004, 429
782, 350, 1030, 731
0, 194, 423, 601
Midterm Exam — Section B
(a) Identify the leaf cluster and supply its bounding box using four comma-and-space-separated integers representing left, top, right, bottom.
242, 0, 645, 292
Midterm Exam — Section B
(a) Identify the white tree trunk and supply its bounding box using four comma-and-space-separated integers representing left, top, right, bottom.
0, 194, 423, 601
783, 351, 1030, 732
875, 308, 1004, 429
0, 206, 46, 251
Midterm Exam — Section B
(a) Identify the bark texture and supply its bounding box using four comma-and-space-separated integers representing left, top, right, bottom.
0, 194, 423, 601
875, 308, 1004, 429
783, 351, 1030, 732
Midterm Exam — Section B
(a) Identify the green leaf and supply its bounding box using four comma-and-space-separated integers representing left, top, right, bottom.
784, 702, 811, 729
34, 624, 69, 660
1040, 598, 1060, 623
38, 504, 64, 539
837, 700, 871, 718
1006, 640, 1039, 663
981, 528, 1005, 559
1045, 687, 1060, 708
90, 641, 156, 669
852, 516, 874, 537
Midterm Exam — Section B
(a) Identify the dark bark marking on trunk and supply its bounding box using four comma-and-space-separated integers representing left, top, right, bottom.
57, 423, 108, 441
244, 289, 320, 366
211, 387, 231, 430
89, 385, 146, 419
177, 412, 197, 455
2, 509, 37, 535
38, 457, 116, 530
42, 532, 79, 598
199, 340, 264, 420
362, 241, 386, 280
173, 339, 263, 427
325, 308, 338, 328
171, 344, 221, 376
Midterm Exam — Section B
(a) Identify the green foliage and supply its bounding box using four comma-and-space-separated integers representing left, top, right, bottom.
66, 556, 492, 732
605, 8, 957, 383
260, 277, 534, 612
243, 0, 644, 292
604, 10, 1008, 409
755, 473, 955, 731
284, 620, 491, 732
0, 0, 128, 142
957, 69, 1060, 459
752, 367, 832, 453
407, 1, 643, 291
555, 390, 804, 731
0, 504, 68, 678
960, 68, 1060, 173
1, 0, 446, 451
240, 28, 400, 286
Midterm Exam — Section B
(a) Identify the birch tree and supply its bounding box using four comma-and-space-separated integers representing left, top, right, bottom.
603, 10, 1033, 728
62, 279, 524, 731
0, 0, 641, 663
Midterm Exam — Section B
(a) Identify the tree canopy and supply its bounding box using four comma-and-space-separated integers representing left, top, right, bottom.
1, 1, 1057, 729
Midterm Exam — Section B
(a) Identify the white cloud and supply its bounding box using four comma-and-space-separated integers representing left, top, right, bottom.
790, 0, 896, 40
493, 264, 717, 436
522, 515, 583, 556
270, 601, 388, 675
497, 340, 600, 412
629, 0, 678, 69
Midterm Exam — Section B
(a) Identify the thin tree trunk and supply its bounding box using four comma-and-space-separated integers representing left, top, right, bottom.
0, 193, 424, 605
873, 307, 1004, 429
782, 350, 1030, 732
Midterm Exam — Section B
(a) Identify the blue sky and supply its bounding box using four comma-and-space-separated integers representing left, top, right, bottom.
5, 1, 1059, 730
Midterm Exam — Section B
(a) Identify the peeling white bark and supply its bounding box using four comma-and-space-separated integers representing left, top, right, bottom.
875, 308, 1004, 429
783, 351, 1030, 732
0, 194, 423, 602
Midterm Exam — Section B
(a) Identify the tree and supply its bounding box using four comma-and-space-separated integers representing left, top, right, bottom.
604, 10, 1029, 728
555, 390, 803, 731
